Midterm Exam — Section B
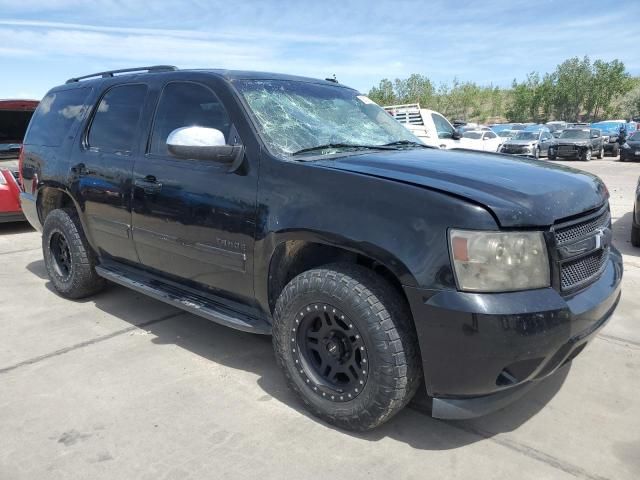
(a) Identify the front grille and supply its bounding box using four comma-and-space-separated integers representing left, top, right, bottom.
503, 145, 526, 154
553, 204, 612, 291
558, 145, 576, 155
555, 209, 611, 244
561, 249, 608, 290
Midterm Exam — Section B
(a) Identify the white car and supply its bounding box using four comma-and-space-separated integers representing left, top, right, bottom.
383, 104, 462, 149
458, 129, 502, 152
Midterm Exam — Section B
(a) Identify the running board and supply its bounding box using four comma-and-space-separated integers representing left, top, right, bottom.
95, 265, 271, 335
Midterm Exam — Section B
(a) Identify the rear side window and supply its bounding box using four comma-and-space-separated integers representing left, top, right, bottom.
149, 82, 230, 156
25, 88, 91, 147
88, 84, 147, 153
431, 113, 454, 139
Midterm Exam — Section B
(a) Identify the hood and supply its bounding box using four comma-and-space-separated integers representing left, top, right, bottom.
504, 139, 538, 146
314, 148, 607, 227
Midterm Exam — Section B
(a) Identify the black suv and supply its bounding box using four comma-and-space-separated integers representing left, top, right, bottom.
549, 128, 605, 161
20, 66, 622, 430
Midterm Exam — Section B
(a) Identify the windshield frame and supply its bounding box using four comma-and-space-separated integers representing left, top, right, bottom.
231, 78, 423, 160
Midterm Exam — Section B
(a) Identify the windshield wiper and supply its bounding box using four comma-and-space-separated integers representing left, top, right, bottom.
291, 143, 396, 156
381, 140, 431, 149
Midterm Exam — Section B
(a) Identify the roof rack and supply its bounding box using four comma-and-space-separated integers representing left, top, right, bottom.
66, 65, 178, 84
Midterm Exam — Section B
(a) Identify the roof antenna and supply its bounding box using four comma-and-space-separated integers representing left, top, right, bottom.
325, 74, 338, 83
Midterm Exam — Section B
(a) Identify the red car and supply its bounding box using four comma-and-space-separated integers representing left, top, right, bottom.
0, 99, 38, 222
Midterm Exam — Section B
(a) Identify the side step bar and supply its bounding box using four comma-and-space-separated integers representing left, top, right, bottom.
95, 265, 271, 335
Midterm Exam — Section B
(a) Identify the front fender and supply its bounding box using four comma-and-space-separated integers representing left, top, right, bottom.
253, 156, 498, 313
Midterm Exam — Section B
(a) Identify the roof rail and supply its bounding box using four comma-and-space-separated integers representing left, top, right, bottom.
66, 65, 178, 84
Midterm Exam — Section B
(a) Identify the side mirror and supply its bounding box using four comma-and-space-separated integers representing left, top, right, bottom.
452, 130, 462, 140
167, 126, 244, 168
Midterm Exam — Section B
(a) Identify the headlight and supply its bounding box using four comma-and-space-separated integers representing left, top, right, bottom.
449, 229, 550, 292
622, 143, 630, 149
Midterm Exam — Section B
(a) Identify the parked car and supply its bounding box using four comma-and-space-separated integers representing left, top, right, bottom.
549, 128, 604, 161
458, 129, 502, 152
384, 103, 462, 148
20, 66, 622, 430
632, 176, 640, 247
620, 131, 640, 162
546, 121, 568, 133
499, 129, 556, 158
524, 124, 551, 133
497, 129, 518, 144
0, 99, 39, 222
591, 121, 626, 157
0, 100, 39, 172
0, 168, 23, 223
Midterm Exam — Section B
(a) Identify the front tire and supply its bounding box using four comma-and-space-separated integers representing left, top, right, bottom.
273, 264, 421, 431
42, 208, 106, 299
597, 146, 604, 159
581, 148, 592, 162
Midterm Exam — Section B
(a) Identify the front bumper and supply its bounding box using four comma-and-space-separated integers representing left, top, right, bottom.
404, 248, 623, 419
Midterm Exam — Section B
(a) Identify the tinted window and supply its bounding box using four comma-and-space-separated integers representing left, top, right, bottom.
88, 85, 147, 153
150, 82, 231, 156
25, 88, 91, 147
431, 113, 454, 139
485, 131, 497, 139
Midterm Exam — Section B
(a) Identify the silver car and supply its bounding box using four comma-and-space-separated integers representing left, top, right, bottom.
499, 130, 556, 159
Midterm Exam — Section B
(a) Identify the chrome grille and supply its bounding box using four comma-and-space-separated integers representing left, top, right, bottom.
555, 209, 611, 244
561, 249, 608, 290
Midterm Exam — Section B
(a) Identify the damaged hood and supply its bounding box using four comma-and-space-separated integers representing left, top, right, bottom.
314, 148, 607, 227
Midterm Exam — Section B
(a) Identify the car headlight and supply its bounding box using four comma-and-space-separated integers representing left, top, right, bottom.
449, 229, 550, 292
622, 143, 630, 149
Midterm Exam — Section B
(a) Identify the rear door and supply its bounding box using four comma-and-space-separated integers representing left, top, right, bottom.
130, 79, 258, 306
72, 83, 149, 263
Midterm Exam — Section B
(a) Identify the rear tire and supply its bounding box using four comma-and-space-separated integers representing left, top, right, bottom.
42, 208, 106, 299
632, 221, 640, 248
272, 264, 421, 431
612, 143, 620, 157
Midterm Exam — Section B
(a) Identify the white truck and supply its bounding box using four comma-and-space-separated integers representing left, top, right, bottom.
383, 103, 462, 149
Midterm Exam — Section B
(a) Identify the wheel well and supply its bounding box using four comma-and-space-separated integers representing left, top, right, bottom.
267, 240, 409, 316
37, 187, 75, 224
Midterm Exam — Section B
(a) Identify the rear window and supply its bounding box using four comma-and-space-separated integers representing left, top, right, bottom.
25, 88, 91, 147
87, 84, 147, 154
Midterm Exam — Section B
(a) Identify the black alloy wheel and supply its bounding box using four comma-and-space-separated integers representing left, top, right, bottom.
293, 304, 368, 402
50, 231, 72, 280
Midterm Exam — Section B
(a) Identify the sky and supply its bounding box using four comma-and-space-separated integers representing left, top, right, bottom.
0, 0, 638, 100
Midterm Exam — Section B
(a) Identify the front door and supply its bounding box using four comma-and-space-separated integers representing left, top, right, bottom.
74, 83, 148, 263
131, 80, 257, 306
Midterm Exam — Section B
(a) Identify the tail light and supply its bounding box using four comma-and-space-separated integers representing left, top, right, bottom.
18, 145, 25, 190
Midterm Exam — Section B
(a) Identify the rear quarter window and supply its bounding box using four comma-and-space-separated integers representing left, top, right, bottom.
24, 88, 92, 147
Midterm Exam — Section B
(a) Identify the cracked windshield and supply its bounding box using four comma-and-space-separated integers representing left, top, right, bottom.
235, 80, 420, 157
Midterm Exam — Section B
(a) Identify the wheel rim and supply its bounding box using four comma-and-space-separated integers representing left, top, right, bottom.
50, 231, 72, 280
291, 304, 368, 402
586, 149, 591, 160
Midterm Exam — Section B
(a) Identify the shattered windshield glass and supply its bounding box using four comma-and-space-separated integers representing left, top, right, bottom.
234, 80, 420, 157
